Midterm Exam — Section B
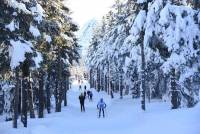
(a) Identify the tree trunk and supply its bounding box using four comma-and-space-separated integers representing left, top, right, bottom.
55, 79, 59, 111
110, 82, 114, 99
171, 68, 180, 109
141, 30, 146, 111
27, 76, 35, 118
101, 71, 104, 91
90, 69, 93, 88
107, 62, 110, 95
105, 75, 107, 93
63, 76, 69, 106
21, 78, 28, 127
46, 71, 51, 113
38, 70, 44, 118
56, 50, 62, 112
97, 67, 101, 92
139, 1, 149, 111
18, 79, 22, 116
13, 67, 19, 128
120, 69, 123, 99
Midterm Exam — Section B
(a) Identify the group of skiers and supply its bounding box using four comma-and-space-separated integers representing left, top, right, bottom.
79, 85, 93, 100
78, 85, 107, 118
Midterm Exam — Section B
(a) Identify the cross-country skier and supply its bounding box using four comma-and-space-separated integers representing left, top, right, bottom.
84, 90, 87, 98
89, 91, 93, 101
97, 98, 106, 118
79, 93, 85, 112
87, 90, 91, 99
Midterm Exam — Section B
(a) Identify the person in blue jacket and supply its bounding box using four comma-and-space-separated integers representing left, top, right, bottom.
97, 98, 106, 118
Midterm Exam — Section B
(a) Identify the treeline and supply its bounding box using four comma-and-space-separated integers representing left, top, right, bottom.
87, 0, 200, 110
0, 0, 80, 128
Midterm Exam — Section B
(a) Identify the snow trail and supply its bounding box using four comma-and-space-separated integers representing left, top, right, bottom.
0, 81, 199, 134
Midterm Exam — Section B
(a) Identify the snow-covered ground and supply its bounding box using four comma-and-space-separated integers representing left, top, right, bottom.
0, 81, 199, 134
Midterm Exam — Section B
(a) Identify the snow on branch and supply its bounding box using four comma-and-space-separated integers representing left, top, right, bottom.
9, 40, 33, 69
29, 25, 41, 37
5, 0, 31, 14
5, 19, 19, 32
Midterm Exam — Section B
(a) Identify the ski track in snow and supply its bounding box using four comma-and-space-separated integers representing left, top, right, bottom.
0, 81, 199, 134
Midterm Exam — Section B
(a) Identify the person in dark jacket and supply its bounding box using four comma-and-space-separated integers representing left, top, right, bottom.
84, 90, 87, 98
97, 98, 106, 118
79, 93, 85, 112
84, 85, 87, 90
87, 90, 91, 99
89, 91, 93, 101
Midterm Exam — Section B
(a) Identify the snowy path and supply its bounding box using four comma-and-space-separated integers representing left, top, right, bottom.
0, 81, 199, 134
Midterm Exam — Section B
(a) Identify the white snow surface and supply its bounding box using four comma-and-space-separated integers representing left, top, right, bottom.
0, 81, 199, 134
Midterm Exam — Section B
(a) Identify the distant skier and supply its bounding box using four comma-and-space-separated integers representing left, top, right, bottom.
87, 90, 91, 99
84, 90, 87, 98
79, 85, 81, 90
79, 93, 85, 112
84, 85, 87, 90
97, 98, 106, 118
89, 91, 93, 101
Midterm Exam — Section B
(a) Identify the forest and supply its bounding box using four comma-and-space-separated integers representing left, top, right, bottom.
87, 0, 200, 110
0, 0, 199, 133
0, 0, 80, 128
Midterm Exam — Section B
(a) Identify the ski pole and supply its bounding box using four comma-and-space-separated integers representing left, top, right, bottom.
97, 108, 99, 118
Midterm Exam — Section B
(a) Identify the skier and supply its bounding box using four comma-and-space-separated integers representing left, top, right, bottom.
97, 98, 106, 118
89, 91, 93, 101
79, 85, 81, 90
84, 85, 87, 90
79, 93, 85, 112
87, 90, 91, 99
84, 90, 87, 98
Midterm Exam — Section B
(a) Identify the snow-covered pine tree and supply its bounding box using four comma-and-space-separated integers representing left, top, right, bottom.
0, 0, 79, 129
38, 0, 79, 113
87, 0, 200, 109
87, 0, 139, 99
0, 0, 44, 127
